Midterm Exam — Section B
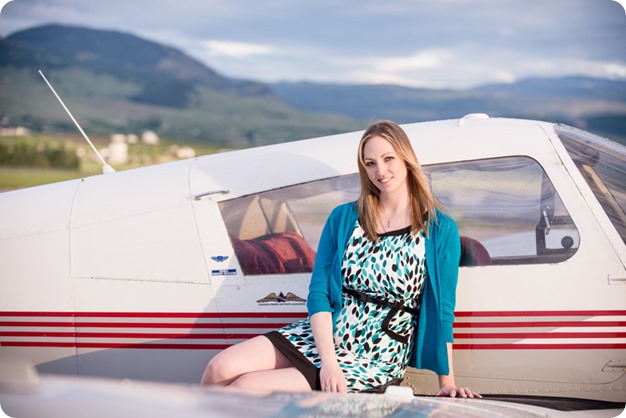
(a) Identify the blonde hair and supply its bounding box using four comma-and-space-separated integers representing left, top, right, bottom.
357, 120, 443, 241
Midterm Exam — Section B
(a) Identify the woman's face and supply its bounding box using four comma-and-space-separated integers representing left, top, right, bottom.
362, 136, 408, 196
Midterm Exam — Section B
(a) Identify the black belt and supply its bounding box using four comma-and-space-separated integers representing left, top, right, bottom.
342, 286, 420, 344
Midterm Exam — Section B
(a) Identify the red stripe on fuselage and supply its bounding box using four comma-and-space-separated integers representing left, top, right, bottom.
1, 310, 624, 350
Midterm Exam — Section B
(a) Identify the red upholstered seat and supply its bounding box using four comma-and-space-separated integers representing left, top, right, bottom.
232, 231, 316, 275
459, 236, 492, 267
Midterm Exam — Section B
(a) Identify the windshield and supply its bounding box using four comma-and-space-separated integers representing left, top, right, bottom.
556, 125, 626, 245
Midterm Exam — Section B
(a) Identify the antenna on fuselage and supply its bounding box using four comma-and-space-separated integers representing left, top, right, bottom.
38, 70, 115, 174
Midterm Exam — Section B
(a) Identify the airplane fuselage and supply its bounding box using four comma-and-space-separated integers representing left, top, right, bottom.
1, 116, 625, 401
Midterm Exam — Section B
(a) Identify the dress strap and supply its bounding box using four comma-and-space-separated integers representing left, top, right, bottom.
342, 286, 419, 315
342, 286, 420, 345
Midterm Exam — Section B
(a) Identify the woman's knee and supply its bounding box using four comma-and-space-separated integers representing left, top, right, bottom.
200, 336, 280, 386
200, 353, 236, 385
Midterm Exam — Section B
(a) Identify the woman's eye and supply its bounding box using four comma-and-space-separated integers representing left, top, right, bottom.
385, 156, 394, 161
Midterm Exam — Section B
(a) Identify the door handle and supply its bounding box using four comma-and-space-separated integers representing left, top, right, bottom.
608, 274, 626, 285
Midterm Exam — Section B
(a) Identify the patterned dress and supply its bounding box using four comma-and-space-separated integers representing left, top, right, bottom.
267, 221, 426, 392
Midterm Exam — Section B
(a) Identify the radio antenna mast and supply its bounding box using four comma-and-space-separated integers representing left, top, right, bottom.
38, 70, 115, 174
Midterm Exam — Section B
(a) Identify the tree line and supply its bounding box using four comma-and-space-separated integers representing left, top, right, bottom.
0, 138, 80, 169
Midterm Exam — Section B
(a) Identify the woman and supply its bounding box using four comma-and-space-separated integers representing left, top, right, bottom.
201, 120, 479, 398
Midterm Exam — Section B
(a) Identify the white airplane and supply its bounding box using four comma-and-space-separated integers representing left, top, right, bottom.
1, 114, 625, 417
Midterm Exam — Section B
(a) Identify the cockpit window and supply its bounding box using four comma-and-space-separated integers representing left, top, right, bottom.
219, 176, 359, 275
220, 156, 579, 275
426, 156, 579, 266
556, 125, 626, 245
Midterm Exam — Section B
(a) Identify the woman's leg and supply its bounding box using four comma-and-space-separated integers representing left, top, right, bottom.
229, 367, 311, 392
200, 335, 309, 390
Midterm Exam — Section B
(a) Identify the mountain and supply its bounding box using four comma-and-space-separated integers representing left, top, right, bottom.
3, 24, 272, 103
1, 24, 625, 146
271, 78, 626, 142
0, 24, 361, 146
476, 76, 626, 100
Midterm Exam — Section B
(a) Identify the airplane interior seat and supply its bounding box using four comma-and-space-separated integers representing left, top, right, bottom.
232, 231, 316, 275
227, 196, 304, 241
459, 236, 492, 267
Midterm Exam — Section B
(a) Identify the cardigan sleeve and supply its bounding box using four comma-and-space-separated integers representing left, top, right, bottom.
436, 213, 461, 342
306, 205, 341, 316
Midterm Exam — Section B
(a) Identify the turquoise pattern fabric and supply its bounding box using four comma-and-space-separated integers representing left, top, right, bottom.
278, 222, 426, 392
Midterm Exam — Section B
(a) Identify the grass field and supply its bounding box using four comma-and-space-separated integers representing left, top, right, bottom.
0, 166, 99, 191
0, 133, 233, 192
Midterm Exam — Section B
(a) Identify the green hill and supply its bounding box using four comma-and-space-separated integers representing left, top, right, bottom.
0, 24, 362, 147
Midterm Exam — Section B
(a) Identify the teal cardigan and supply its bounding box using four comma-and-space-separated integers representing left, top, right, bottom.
306, 201, 460, 376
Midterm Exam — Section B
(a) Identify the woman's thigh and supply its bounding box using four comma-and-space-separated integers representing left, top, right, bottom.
230, 366, 312, 392
211, 335, 293, 375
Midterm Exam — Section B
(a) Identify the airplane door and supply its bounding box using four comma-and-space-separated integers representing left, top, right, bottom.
191, 167, 361, 346
68, 162, 219, 383
415, 155, 626, 400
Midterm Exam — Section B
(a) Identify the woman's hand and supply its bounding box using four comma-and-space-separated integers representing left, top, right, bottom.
437, 343, 481, 398
319, 361, 347, 393
436, 384, 482, 398
310, 312, 346, 392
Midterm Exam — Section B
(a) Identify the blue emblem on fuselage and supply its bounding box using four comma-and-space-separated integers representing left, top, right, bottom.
211, 255, 229, 262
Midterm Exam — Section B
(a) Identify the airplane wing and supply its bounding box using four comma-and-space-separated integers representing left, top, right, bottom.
0, 360, 623, 418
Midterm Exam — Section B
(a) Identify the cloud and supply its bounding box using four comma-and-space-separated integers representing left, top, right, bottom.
605, 63, 626, 78
377, 50, 446, 72
310, 45, 626, 89
201, 40, 274, 58
1, 0, 624, 89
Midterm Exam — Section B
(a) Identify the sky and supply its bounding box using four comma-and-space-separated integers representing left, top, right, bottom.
0, 0, 625, 90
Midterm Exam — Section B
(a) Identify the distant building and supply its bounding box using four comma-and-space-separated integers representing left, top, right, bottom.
0, 126, 31, 136
176, 146, 196, 159
110, 133, 126, 143
142, 130, 159, 145
106, 134, 129, 165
